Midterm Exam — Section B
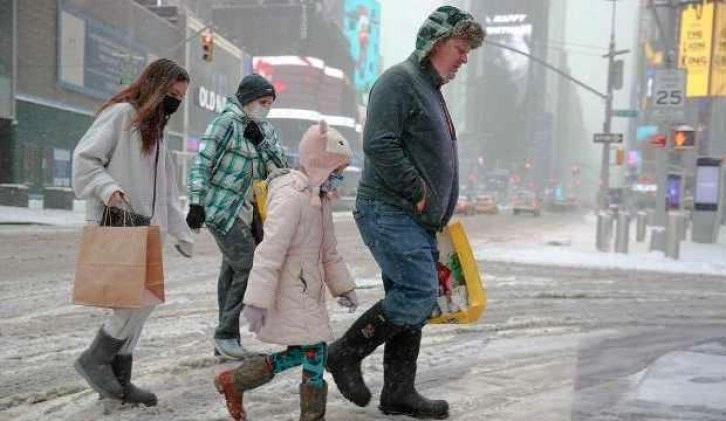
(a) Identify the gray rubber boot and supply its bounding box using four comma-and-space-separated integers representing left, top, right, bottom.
112, 354, 158, 406
74, 328, 125, 399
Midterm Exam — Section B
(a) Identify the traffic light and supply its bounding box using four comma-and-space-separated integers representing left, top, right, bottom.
201, 29, 214, 62
615, 147, 625, 166
672, 126, 696, 149
649, 134, 667, 148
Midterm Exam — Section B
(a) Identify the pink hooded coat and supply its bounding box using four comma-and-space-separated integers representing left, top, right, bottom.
243, 122, 356, 345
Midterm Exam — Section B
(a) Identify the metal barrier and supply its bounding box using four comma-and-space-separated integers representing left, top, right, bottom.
596, 212, 613, 252
649, 226, 666, 252
614, 211, 630, 253
636, 211, 647, 242
665, 212, 685, 259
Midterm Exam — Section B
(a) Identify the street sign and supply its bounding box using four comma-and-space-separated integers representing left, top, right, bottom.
652, 69, 686, 122
593, 133, 624, 143
613, 109, 638, 118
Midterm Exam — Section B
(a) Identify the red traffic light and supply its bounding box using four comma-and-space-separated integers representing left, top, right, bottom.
649, 134, 667, 148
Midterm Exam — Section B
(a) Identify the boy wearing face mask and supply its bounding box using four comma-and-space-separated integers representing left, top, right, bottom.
187, 74, 288, 360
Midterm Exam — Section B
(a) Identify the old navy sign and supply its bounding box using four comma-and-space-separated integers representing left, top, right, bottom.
197, 86, 226, 114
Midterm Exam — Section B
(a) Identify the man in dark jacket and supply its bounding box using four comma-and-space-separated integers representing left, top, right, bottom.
326, 5, 485, 420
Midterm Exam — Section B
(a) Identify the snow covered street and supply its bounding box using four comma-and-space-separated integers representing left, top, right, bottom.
1, 210, 726, 420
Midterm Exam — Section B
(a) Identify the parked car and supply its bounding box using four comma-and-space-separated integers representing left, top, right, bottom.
454, 195, 476, 216
512, 190, 541, 216
473, 194, 499, 215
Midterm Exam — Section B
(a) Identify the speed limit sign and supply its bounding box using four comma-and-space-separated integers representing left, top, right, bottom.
652, 69, 686, 122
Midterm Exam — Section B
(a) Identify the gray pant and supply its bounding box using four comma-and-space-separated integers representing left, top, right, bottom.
209, 218, 255, 340
103, 290, 157, 354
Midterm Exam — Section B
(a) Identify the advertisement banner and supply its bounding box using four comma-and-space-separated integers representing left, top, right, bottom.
710, 3, 726, 97
678, 3, 715, 97
343, 0, 381, 95
58, 7, 147, 99
475, 0, 547, 169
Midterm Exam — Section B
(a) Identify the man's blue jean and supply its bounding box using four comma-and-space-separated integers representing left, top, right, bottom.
354, 198, 439, 327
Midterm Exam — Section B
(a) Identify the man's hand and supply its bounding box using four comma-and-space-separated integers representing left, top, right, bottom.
242, 305, 267, 334
186, 204, 206, 230
416, 197, 426, 213
415, 180, 427, 213
244, 120, 265, 146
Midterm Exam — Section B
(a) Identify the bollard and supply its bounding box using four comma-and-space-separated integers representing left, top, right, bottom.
596, 212, 613, 252
646, 209, 655, 225
650, 226, 666, 252
678, 211, 688, 241
615, 211, 631, 253
636, 211, 647, 242
665, 212, 684, 259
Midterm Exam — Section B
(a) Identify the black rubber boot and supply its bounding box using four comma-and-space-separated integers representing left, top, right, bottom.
74, 328, 125, 400
379, 328, 450, 419
112, 354, 158, 406
326, 301, 404, 407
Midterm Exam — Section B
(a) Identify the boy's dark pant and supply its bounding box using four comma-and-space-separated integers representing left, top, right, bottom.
209, 218, 256, 340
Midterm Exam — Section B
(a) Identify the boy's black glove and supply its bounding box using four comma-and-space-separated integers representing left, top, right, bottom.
244, 120, 264, 146
186, 204, 206, 230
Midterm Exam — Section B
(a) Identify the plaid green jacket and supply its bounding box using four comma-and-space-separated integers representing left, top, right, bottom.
188, 97, 287, 234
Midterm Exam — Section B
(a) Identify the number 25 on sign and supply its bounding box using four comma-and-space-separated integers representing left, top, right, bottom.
654, 88, 683, 106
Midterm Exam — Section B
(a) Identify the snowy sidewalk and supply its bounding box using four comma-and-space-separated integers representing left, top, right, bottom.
0, 202, 354, 227
0, 202, 87, 226
472, 213, 726, 277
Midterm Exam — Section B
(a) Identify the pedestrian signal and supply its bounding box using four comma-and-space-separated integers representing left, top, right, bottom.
672, 128, 695, 149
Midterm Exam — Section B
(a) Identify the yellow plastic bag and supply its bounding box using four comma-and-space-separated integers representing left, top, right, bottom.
427, 221, 487, 324
252, 180, 268, 221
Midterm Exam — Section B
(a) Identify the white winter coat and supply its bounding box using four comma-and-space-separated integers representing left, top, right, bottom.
72, 102, 193, 248
243, 170, 355, 346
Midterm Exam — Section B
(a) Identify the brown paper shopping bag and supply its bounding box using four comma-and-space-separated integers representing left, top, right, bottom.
73, 225, 165, 309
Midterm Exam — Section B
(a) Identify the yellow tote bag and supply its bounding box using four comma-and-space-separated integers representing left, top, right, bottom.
428, 221, 487, 324
253, 180, 268, 221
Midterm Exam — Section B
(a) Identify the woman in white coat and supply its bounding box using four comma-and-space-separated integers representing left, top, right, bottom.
72, 58, 193, 406
213, 121, 359, 421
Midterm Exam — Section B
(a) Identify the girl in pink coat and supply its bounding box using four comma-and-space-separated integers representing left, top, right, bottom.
213, 120, 359, 421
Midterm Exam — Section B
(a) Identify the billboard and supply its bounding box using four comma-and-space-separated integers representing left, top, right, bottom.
57, 6, 147, 99
252, 56, 359, 152
343, 0, 381, 95
710, 3, 726, 97
678, 2, 715, 97
474, 0, 548, 172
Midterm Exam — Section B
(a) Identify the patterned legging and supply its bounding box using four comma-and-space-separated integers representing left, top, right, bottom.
269, 342, 327, 387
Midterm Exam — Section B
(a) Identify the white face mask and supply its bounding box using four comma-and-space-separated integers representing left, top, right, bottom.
248, 105, 270, 122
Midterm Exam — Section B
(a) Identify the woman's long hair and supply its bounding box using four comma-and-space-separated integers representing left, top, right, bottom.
98, 58, 190, 155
